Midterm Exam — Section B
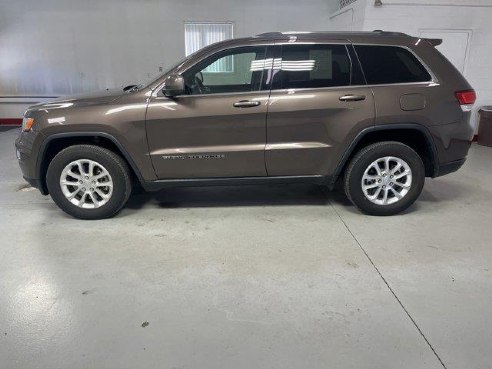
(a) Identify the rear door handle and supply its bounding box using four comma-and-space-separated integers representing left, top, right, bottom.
233, 100, 261, 108
339, 94, 366, 102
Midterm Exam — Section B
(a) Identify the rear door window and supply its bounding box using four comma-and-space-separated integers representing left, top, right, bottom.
272, 44, 352, 89
354, 45, 431, 84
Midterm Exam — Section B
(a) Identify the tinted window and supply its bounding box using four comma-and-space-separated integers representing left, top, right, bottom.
273, 44, 351, 89
355, 45, 431, 84
182, 46, 267, 95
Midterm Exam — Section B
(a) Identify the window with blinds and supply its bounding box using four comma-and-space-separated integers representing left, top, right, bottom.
339, 0, 357, 8
184, 22, 234, 73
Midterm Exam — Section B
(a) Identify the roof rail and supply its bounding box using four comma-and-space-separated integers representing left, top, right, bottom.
372, 29, 410, 37
255, 32, 284, 38
254, 30, 412, 38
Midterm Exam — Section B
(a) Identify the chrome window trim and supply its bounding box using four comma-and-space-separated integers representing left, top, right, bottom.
267, 81, 437, 95
345, 44, 356, 86
152, 80, 438, 100
365, 81, 439, 88
152, 89, 271, 100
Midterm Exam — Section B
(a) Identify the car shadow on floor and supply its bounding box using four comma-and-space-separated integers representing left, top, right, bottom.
418, 177, 470, 203
125, 183, 337, 210
0, 126, 19, 133
121, 177, 471, 216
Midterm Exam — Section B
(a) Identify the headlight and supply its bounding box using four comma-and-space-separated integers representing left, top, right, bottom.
21, 117, 35, 132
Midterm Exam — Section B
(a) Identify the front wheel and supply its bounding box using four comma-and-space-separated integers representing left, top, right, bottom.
344, 141, 425, 216
46, 145, 132, 219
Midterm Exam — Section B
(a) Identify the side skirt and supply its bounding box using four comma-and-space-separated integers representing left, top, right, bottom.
141, 175, 331, 192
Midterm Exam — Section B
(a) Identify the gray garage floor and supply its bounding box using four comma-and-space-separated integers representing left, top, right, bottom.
1, 127, 491, 369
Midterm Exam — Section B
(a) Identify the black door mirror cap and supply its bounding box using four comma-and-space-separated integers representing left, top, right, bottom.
162, 73, 185, 97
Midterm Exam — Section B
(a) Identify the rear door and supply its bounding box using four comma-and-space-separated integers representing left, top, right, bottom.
265, 42, 375, 176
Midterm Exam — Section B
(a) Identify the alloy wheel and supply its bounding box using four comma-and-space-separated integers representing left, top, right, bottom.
361, 156, 412, 205
59, 159, 113, 209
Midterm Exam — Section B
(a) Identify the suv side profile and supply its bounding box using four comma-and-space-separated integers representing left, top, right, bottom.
15, 31, 476, 219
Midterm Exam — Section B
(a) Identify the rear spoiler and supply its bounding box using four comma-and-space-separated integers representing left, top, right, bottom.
423, 38, 443, 47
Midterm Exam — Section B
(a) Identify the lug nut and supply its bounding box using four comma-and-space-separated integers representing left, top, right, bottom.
390, 182, 393, 186
85, 176, 89, 180
382, 185, 386, 189
79, 180, 83, 184
378, 179, 382, 183
390, 175, 394, 179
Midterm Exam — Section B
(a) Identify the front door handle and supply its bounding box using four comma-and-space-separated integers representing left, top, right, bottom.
233, 100, 261, 108
339, 94, 366, 102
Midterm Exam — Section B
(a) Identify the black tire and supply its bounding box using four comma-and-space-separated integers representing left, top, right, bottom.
46, 145, 132, 219
344, 141, 425, 216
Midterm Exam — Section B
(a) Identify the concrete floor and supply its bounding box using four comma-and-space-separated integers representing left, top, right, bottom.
1, 127, 491, 369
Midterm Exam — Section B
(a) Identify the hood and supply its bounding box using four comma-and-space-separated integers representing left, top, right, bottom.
27, 89, 125, 113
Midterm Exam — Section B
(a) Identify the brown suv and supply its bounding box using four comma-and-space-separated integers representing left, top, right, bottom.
15, 31, 476, 219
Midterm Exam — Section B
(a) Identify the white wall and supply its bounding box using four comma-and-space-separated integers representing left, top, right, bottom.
330, 0, 492, 129
2, 0, 491, 123
0, 0, 333, 119
329, 0, 368, 31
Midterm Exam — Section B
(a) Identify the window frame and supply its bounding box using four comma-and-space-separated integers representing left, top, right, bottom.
179, 45, 274, 97
270, 43, 356, 91
352, 43, 437, 86
152, 43, 276, 98
151, 41, 437, 98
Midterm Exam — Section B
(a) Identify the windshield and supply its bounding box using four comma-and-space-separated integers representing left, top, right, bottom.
138, 54, 196, 89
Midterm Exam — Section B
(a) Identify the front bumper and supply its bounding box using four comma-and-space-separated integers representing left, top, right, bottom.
22, 176, 44, 190
15, 132, 48, 195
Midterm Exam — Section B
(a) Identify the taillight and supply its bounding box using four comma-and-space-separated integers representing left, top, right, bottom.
455, 90, 476, 111
455, 90, 476, 104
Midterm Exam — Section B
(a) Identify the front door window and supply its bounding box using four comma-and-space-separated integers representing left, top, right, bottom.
182, 46, 268, 95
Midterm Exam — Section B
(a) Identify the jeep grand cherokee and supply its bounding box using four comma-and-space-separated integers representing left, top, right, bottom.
15, 31, 476, 219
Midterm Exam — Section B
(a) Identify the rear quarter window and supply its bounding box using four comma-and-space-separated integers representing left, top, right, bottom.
354, 45, 431, 85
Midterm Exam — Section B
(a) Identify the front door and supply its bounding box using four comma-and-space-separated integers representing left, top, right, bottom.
265, 42, 375, 176
146, 45, 271, 179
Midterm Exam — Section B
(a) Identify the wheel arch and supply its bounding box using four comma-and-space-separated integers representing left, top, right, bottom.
36, 132, 145, 195
331, 124, 439, 188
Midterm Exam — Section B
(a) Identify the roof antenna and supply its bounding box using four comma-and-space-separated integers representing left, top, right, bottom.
374, 0, 383, 6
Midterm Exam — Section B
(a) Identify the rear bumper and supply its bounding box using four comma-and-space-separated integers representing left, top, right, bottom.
435, 158, 466, 177
429, 120, 474, 164
429, 118, 473, 177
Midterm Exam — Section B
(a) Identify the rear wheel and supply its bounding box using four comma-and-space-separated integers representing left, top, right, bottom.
344, 141, 425, 216
46, 145, 132, 219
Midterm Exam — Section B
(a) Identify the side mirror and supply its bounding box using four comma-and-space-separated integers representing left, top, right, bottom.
162, 74, 185, 97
